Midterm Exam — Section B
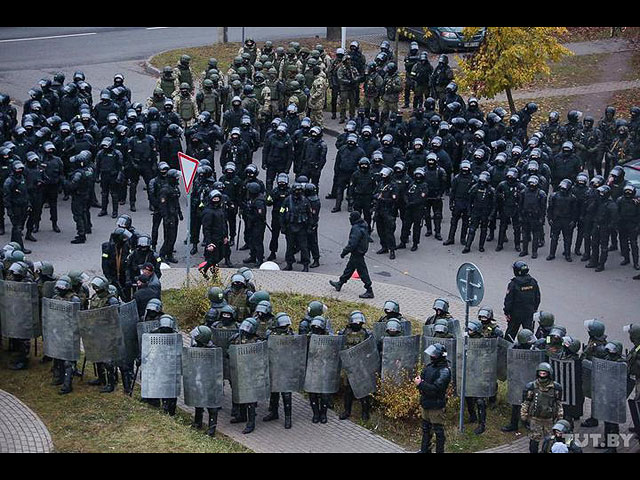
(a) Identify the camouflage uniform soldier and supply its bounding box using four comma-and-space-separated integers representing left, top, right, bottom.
176, 83, 197, 127
266, 67, 284, 118
238, 38, 260, 64
337, 56, 359, 124
196, 79, 221, 120
363, 62, 384, 117
521, 362, 564, 453
308, 67, 328, 128
174, 54, 195, 93
156, 66, 180, 99
146, 88, 168, 110
381, 63, 403, 123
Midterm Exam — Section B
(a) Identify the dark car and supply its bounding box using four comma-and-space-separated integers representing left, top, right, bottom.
385, 27, 486, 54
622, 159, 640, 196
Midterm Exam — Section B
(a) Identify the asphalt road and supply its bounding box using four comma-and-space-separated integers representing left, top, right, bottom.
1, 26, 637, 349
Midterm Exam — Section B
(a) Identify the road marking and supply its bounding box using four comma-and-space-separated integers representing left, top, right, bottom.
0, 32, 97, 43
146, 27, 170, 30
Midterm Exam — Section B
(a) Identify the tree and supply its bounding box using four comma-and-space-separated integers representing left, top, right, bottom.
456, 27, 573, 113
326, 27, 341, 41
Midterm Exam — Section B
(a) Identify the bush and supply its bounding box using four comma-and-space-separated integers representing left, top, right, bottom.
373, 366, 422, 420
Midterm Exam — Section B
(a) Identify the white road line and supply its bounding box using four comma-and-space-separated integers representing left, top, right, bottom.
0, 32, 98, 43
146, 27, 170, 30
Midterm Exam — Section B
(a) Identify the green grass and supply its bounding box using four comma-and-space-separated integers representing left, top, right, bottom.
149, 38, 342, 80
0, 347, 249, 453
162, 277, 398, 334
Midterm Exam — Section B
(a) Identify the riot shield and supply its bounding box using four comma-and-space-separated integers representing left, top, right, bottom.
141, 332, 182, 398
41, 298, 81, 362
0, 280, 40, 339
339, 335, 380, 399
381, 335, 420, 383
550, 357, 583, 409
591, 358, 628, 424
422, 336, 458, 390
77, 305, 121, 363
423, 324, 435, 338
137, 320, 160, 355
211, 327, 238, 381
118, 300, 139, 366
497, 337, 511, 381
456, 337, 498, 397
373, 320, 412, 344
304, 334, 345, 394
229, 341, 270, 404
447, 318, 461, 337
41, 280, 56, 299
268, 334, 307, 393
182, 346, 224, 408
582, 359, 592, 399
508, 348, 548, 405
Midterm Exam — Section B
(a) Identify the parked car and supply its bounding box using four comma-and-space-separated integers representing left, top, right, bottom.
385, 27, 486, 54
622, 159, 640, 196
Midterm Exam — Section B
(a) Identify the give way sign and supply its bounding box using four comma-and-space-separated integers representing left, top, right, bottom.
177, 152, 199, 194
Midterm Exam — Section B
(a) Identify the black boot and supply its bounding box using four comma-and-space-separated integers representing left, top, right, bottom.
311, 399, 321, 423
474, 401, 486, 435
359, 288, 374, 299
418, 420, 432, 453
361, 396, 371, 421
329, 280, 342, 292
192, 407, 204, 429
433, 423, 446, 453
207, 408, 218, 436
339, 389, 353, 420
501, 405, 520, 432
320, 400, 328, 424
310, 259, 320, 268
466, 399, 477, 423
283, 393, 292, 429
230, 403, 247, 423
88, 363, 106, 386
59, 364, 74, 394
100, 366, 116, 393
263, 393, 280, 421
51, 361, 64, 386
243, 404, 256, 434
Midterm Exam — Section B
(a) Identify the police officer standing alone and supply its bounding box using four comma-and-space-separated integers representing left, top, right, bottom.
504, 261, 541, 342
330, 211, 374, 299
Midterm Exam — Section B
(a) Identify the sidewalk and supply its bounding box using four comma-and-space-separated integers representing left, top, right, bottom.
161, 267, 639, 454
0, 389, 53, 453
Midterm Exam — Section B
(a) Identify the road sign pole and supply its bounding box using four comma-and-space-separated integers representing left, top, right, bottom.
185, 191, 191, 288
458, 267, 472, 432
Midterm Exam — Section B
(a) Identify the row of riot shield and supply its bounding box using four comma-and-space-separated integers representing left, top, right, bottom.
40, 299, 140, 366
0, 280, 41, 340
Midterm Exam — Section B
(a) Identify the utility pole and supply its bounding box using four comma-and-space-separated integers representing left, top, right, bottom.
341, 27, 346, 50
218, 26, 228, 43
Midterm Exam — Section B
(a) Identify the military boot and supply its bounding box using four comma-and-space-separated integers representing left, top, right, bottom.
192, 407, 204, 429
434, 220, 442, 241
70, 235, 86, 244
319, 400, 329, 424
100, 365, 116, 393
501, 405, 520, 432
25, 230, 37, 241
359, 288, 374, 299
361, 396, 371, 421
443, 223, 456, 246
121, 368, 133, 394
478, 229, 487, 252
310, 398, 321, 423
329, 280, 343, 292
263, 392, 280, 421
59, 364, 74, 394
283, 393, 292, 429
474, 401, 486, 434
339, 389, 353, 420
207, 408, 218, 436
460, 222, 469, 245
486, 228, 494, 242
88, 363, 106, 386
466, 399, 477, 423
230, 403, 247, 423
418, 420, 432, 453
243, 404, 256, 434
51, 360, 64, 386
310, 258, 320, 268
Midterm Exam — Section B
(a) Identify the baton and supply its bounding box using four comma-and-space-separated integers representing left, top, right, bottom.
236, 217, 242, 251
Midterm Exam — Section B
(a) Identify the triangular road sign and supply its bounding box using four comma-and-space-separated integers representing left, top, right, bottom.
177, 152, 199, 194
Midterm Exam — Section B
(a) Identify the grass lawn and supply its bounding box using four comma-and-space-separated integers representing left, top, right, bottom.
149, 38, 342, 80
163, 281, 519, 453
0, 347, 249, 453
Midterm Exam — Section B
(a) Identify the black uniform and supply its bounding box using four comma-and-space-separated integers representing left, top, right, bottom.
95, 144, 123, 216
400, 176, 429, 248
157, 176, 182, 262
127, 132, 157, 210
587, 193, 619, 271
464, 180, 495, 252
445, 170, 475, 245
547, 188, 579, 260
503, 274, 541, 341
519, 185, 547, 257
617, 192, 640, 268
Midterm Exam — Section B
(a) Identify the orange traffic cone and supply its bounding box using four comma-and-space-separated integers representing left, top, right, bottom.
351, 270, 360, 280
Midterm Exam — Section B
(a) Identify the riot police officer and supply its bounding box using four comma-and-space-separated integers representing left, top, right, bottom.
444, 160, 475, 246
463, 171, 495, 254
339, 311, 373, 421
519, 176, 547, 258
546, 178, 579, 262
504, 261, 541, 342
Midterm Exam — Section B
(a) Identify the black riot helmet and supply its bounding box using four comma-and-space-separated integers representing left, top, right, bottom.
512, 260, 529, 277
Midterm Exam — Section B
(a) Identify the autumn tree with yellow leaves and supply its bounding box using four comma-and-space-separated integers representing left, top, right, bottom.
456, 27, 573, 113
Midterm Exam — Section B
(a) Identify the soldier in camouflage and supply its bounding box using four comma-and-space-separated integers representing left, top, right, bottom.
381, 62, 403, 123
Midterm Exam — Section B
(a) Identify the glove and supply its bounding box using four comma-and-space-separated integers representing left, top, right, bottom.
340, 250, 348, 259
